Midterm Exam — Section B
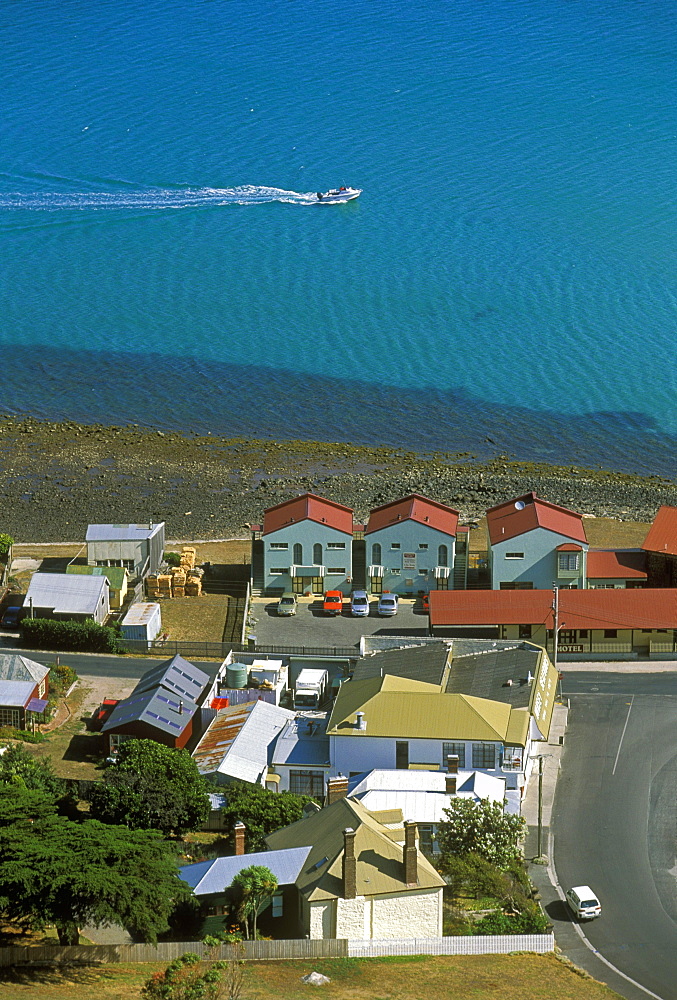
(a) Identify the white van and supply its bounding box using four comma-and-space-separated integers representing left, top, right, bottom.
565, 885, 601, 920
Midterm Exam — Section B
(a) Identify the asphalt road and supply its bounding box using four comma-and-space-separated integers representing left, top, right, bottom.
552, 671, 677, 1000
0, 646, 221, 682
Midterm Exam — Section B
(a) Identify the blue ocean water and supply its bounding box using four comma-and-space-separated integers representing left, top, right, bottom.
2, 0, 677, 474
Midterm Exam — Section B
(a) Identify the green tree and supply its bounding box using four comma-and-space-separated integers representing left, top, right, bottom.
230, 865, 278, 940
0, 534, 13, 559
217, 780, 315, 852
0, 742, 65, 798
437, 798, 526, 870
88, 739, 210, 836
0, 785, 57, 827
0, 815, 190, 944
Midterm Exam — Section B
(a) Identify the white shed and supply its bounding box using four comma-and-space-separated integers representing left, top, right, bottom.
120, 602, 162, 642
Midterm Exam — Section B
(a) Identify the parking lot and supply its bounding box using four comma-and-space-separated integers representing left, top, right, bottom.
249, 595, 431, 649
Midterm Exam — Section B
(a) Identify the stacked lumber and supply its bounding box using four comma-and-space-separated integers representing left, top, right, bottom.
158, 574, 173, 598
185, 577, 202, 597
146, 575, 160, 599
170, 567, 186, 598
180, 546, 196, 570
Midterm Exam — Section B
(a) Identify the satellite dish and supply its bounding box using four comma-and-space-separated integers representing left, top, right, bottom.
515, 500, 525, 510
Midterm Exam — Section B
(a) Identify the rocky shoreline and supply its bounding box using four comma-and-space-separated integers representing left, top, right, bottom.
0, 415, 675, 543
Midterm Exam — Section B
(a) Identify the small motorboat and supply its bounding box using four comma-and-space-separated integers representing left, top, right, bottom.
315, 187, 361, 203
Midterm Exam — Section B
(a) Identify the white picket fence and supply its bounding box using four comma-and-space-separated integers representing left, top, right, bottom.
348, 934, 555, 958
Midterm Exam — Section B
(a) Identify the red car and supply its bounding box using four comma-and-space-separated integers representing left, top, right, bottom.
323, 590, 344, 615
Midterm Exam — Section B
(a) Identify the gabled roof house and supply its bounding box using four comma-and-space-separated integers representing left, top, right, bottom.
365, 494, 460, 595
259, 493, 354, 596
487, 492, 588, 590
25, 572, 110, 625
642, 506, 677, 587
0, 653, 49, 730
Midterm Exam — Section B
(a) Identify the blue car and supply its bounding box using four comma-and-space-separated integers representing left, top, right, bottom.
377, 593, 399, 616
350, 590, 370, 617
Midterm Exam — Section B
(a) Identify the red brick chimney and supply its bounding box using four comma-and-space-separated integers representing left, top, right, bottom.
403, 821, 418, 886
342, 828, 357, 899
234, 822, 246, 856
445, 774, 457, 795
446, 754, 459, 774
326, 775, 349, 806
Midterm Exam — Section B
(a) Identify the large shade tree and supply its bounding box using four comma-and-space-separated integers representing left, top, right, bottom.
0, 814, 190, 944
88, 739, 210, 835
437, 798, 526, 870
218, 780, 316, 852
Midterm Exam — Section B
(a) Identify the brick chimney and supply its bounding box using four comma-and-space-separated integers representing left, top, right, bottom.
403, 821, 418, 886
342, 828, 357, 900
446, 754, 459, 774
234, 821, 246, 856
326, 775, 349, 806
445, 774, 457, 795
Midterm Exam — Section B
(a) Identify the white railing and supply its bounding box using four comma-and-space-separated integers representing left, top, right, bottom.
590, 642, 633, 653
348, 934, 554, 957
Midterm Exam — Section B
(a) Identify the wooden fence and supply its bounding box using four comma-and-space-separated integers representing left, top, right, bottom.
0, 934, 554, 967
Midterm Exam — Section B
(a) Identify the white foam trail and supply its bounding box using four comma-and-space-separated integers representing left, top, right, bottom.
0, 185, 322, 211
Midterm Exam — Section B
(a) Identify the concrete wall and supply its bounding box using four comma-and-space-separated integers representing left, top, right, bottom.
365, 522, 456, 595
490, 528, 588, 590
308, 899, 336, 939
336, 896, 369, 939
371, 889, 443, 939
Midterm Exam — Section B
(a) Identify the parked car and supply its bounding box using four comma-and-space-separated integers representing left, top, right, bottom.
276, 593, 298, 617
350, 590, 370, 617
323, 590, 344, 615
377, 592, 399, 616
0, 606, 21, 628
565, 885, 601, 920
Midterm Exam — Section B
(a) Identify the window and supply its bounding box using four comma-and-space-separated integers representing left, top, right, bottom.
38, 678, 46, 698
271, 892, 284, 918
391, 542, 401, 550
372, 543, 382, 564
500, 581, 534, 590
270, 542, 288, 550
438, 545, 448, 567
293, 543, 303, 563
313, 543, 323, 564
603, 629, 618, 639
270, 568, 287, 575
505, 552, 524, 560
289, 770, 325, 797
442, 742, 465, 768
419, 543, 428, 550
327, 567, 345, 575
518, 625, 532, 639
419, 824, 435, 855
0, 708, 20, 729
391, 567, 401, 575
559, 630, 576, 645
472, 743, 496, 769
579, 629, 589, 638
559, 552, 579, 571
395, 742, 409, 768
327, 542, 345, 550
420, 568, 428, 576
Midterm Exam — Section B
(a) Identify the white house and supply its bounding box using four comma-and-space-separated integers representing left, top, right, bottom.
25, 572, 110, 624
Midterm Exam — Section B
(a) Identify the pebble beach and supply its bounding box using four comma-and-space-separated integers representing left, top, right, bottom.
0, 416, 674, 544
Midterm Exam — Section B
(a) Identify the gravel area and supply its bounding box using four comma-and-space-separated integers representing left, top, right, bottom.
0, 415, 675, 543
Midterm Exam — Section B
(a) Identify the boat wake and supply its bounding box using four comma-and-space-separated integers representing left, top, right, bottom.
0, 185, 326, 212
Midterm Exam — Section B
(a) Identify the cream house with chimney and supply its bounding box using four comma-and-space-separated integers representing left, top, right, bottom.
266, 796, 444, 939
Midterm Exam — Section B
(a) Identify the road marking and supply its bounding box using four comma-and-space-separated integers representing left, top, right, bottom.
612, 694, 634, 776
548, 833, 667, 1000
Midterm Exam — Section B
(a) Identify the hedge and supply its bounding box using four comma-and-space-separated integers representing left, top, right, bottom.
21, 618, 126, 654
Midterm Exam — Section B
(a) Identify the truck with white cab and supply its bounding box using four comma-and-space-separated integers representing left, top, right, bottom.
293, 668, 329, 710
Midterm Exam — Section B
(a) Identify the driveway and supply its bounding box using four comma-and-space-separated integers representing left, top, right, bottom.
249, 595, 430, 649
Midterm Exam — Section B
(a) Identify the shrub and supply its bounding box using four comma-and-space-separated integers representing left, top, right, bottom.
0, 727, 45, 744
164, 551, 181, 567
21, 618, 125, 654
473, 902, 550, 935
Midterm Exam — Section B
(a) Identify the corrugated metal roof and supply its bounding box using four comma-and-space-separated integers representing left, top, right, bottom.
327, 673, 517, 743
429, 588, 677, 630
103, 685, 197, 737
192, 700, 295, 779
587, 549, 647, 579
0, 680, 35, 707
262, 493, 353, 536
25, 573, 108, 615
486, 492, 588, 546
134, 655, 209, 703
180, 846, 313, 895
122, 603, 161, 626
0, 654, 49, 685
353, 782, 505, 822
352, 643, 450, 686
86, 522, 164, 541
366, 494, 459, 537
266, 797, 444, 901
642, 506, 677, 557
446, 646, 542, 708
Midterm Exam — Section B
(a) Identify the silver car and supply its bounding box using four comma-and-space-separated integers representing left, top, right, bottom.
350, 590, 370, 616
377, 593, 399, 616
276, 593, 298, 617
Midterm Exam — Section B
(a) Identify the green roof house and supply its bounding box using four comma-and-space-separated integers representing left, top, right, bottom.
66, 563, 129, 609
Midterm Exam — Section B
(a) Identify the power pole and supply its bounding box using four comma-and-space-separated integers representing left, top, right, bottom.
537, 754, 544, 859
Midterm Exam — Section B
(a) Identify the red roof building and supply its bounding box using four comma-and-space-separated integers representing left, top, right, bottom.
262, 494, 354, 536
366, 494, 459, 537
486, 493, 588, 547
586, 550, 647, 586
642, 507, 677, 588
428, 588, 677, 658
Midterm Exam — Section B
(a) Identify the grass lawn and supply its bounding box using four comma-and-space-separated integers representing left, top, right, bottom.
0, 954, 621, 1000
155, 594, 233, 643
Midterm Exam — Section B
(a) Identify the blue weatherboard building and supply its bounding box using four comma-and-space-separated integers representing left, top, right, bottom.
365, 495, 459, 596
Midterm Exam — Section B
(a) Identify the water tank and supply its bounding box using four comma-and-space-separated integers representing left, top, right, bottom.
226, 662, 248, 689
